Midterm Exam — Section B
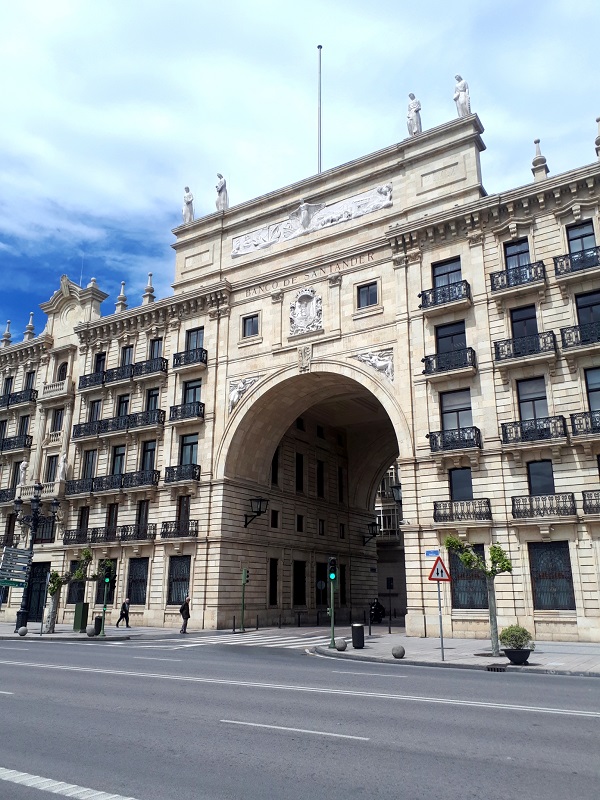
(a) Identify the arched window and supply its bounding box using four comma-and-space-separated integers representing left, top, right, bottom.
57, 362, 68, 382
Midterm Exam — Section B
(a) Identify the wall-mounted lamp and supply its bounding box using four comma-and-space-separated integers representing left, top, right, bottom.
244, 497, 269, 528
363, 519, 382, 546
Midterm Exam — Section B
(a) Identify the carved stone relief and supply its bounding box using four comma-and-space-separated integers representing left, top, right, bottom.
229, 376, 260, 413
298, 345, 312, 373
351, 349, 394, 382
290, 288, 322, 336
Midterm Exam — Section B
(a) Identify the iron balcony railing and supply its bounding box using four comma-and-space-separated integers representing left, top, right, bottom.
121, 469, 160, 489
433, 499, 492, 523
571, 411, 600, 436
66, 470, 160, 495
494, 331, 556, 361
93, 474, 125, 493
126, 409, 166, 429
583, 491, 600, 514
89, 527, 118, 543
0, 395, 8, 409
419, 280, 471, 309
161, 520, 199, 539
97, 415, 130, 435
554, 245, 600, 276
74, 409, 165, 439
0, 435, 33, 452
512, 493, 576, 518
65, 478, 94, 496
104, 364, 134, 384
118, 523, 157, 541
165, 464, 201, 483
422, 347, 476, 375
63, 529, 90, 545
490, 261, 545, 292
72, 421, 100, 439
427, 427, 482, 452
3, 388, 38, 406
78, 371, 105, 390
0, 533, 15, 547
560, 322, 600, 349
173, 348, 208, 368
132, 357, 168, 377
501, 416, 567, 444
169, 402, 205, 422
0, 488, 16, 503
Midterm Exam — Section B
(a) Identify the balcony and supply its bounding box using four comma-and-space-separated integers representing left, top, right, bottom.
73, 409, 166, 440
63, 529, 90, 545
418, 280, 471, 317
121, 469, 160, 489
501, 416, 567, 445
0, 488, 16, 504
571, 411, 600, 437
493, 332, 557, 382
511, 493, 576, 519
560, 322, 600, 372
165, 464, 201, 483
89, 527, 118, 543
422, 348, 477, 382
72, 421, 101, 440
490, 261, 546, 298
427, 427, 482, 452
161, 519, 199, 539
0, 435, 33, 453
78, 371, 105, 390
433, 499, 492, 523
554, 245, 600, 280
583, 491, 600, 514
92, 474, 124, 493
169, 402, 205, 423
65, 478, 94, 496
42, 378, 75, 402
0, 389, 38, 410
18, 480, 65, 500
119, 523, 156, 542
173, 348, 208, 370
132, 357, 168, 379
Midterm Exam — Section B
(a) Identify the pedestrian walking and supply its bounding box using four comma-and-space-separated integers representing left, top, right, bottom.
116, 598, 131, 628
180, 596, 191, 633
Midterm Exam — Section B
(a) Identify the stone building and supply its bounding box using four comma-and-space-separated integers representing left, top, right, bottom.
1, 112, 600, 641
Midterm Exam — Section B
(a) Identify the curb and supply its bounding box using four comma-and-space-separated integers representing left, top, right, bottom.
0, 635, 131, 642
312, 646, 600, 678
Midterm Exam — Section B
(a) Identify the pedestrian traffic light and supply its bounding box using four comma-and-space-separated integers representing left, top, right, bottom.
242, 568, 250, 585
327, 557, 337, 581
104, 576, 110, 583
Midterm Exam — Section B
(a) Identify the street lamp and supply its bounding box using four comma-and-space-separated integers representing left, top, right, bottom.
363, 519, 382, 546
14, 483, 60, 632
244, 497, 269, 528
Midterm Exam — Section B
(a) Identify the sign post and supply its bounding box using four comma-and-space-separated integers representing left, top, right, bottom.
428, 556, 451, 662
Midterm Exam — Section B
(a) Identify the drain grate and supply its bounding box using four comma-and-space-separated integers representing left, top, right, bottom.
486, 664, 507, 672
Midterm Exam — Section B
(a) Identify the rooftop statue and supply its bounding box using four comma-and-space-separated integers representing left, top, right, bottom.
453, 75, 471, 117
182, 187, 194, 224
407, 93, 422, 136
216, 173, 229, 211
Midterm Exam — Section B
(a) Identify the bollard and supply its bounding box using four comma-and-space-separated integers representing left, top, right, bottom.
297, 612, 301, 627
233, 615, 236, 633
316, 610, 320, 626
368, 613, 372, 637
256, 615, 259, 631
278, 614, 281, 629
363, 609, 366, 625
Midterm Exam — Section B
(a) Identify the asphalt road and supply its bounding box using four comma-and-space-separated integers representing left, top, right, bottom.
0, 635, 598, 800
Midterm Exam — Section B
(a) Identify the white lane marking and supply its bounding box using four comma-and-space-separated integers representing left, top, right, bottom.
220, 719, 369, 740
0, 659, 598, 718
332, 670, 407, 678
0, 766, 139, 799
131, 657, 182, 662
0, 646, 29, 650
0, 691, 14, 695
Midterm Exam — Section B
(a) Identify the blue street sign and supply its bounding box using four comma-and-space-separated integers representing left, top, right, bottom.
425, 549, 440, 557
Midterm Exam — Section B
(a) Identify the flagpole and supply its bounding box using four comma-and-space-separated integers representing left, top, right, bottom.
317, 45, 322, 174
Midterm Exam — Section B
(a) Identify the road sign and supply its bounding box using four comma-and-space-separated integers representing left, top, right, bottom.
425, 549, 440, 558
0, 579, 26, 587
428, 556, 451, 582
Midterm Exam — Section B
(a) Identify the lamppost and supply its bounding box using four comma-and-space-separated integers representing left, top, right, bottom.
13, 483, 60, 632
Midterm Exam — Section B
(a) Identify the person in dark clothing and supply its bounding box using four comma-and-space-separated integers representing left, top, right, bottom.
180, 596, 191, 633
116, 598, 130, 628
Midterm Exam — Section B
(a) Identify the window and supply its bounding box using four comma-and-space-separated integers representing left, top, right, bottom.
121, 345, 134, 366
242, 314, 259, 338
167, 555, 191, 605
177, 495, 190, 524
4, 513, 16, 547
510, 305, 538, 339
504, 239, 531, 271
179, 433, 198, 465
436, 321, 466, 353
106, 503, 119, 534
450, 543, 488, 609
517, 378, 548, 421
585, 368, 600, 411
432, 257, 461, 288
18, 415, 29, 436
141, 440, 156, 472
338, 466, 344, 503
45, 455, 58, 483
296, 514, 304, 532
149, 338, 162, 359
95, 558, 117, 605
0, 419, 6, 441
270, 509, 279, 528
271, 448, 279, 486
77, 506, 90, 533
128, 557, 149, 606
295, 452, 304, 492
528, 541, 576, 610
143, 388, 158, 412
94, 352, 106, 373
82, 450, 97, 480
10, 462, 21, 488
357, 282, 378, 309
2, 376, 13, 395
316, 460, 325, 498
527, 460, 555, 495
441, 389, 472, 431
317, 425, 325, 439
57, 362, 68, 382
67, 559, 85, 604
51, 407, 64, 433
116, 394, 130, 417
315, 563, 327, 605
24, 371, 36, 390
268, 558, 278, 606
296, 417, 305, 431
576, 290, 600, 330
136, 500, 149, 529
339, 522, 345, 539
292, 560, 306, 606
183, 380, 202, 404
567, 221, 595, 253
449, 468, 473, 501
88, 399, 102, 423
318, 518, 325, 536
111, 445, 126, 476
185, 327, 204, 351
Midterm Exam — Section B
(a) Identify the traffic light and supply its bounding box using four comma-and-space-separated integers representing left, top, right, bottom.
327, 556, 337, 582
242, 568, 250, 585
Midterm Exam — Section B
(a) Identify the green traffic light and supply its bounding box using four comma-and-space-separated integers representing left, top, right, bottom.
105, 577, 110, 583
329, 571, 336, 580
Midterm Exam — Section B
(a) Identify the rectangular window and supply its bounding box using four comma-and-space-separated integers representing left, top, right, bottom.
95, 558, 117, 605
575, 290, 600, 327
268, 558, 278, 606
2, 376, 13, 396
517, 377, 548, 421
504, 239, 530, 271
435, 321, 466, 353
51, 408, 64, 433
128, 557, 149, 606
339, 522, 345, 539
338, 466, 344, 503
296, 417, 305, 431
292, 560, 306, 606
116, 394, 130, 417
441, 389, 472, 430
4, 513, 16, 547
449, 468, 473, 501
111, 445, 126, 476
106, 503, 119, 534
136, 500, 149, 528
318, 518, 325, 536
432, 257, 461, 287
270, 509, 279, 528
45, 455, 58, 483
185, 327, 204, 351
82, 450, 97, 480
167, 555, 191, 605
271, 447, 279, 486
585, 367, 600, 411
527, 460, 555, 495
316, 459, 325, 498
146, 388, 159, 411
295, 452, 304, 492
357, 282, 378, 309
88, 399, 102, 423
450, 543, 488, 609
140, 440, 156, 472
339, 563, 347, 605
567, 221, 595, 253
67, 559, 85, 604
179, 433, 198, 465
315, 562, 327, 606
296, 514, 304, 532
177, 495, 190, 524
528, 541, 576, 610
149, 338, 163, 359
94, 352, 106, 373
121, 345, 134, 366
510, 304, 538, 340
183, 380, 202, 404
0, 419, 6, 441
242, 314, 259, 338
24, 371, 36, 390
18, 415, 30, 436
317, 425, 325, 439
10, 462, 22, 488
78, 506, 90, 533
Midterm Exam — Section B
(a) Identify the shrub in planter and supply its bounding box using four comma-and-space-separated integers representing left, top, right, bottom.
499, 625, 535, 651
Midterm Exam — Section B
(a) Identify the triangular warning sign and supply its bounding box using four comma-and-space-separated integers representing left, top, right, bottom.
428, 556, 451, 582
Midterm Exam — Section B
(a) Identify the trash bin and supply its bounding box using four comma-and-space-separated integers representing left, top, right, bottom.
351, 623, 364, 649
94, 616, 102, 636
73, 602, 89, 633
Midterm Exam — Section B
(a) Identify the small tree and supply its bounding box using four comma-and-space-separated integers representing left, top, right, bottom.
444, 536, 512, 657
44, 548, 100, 633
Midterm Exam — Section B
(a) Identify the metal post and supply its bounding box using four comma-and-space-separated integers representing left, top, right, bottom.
40, 572, 50, 636
14, 494, 40, 632
100, 579, 109, 638
241, 581, 246, 633
437, 581, 445, 662
256, 615, 259, 631
278, 613, 281, 629
328, 577, 335, 648
368, 613, 372, 637
233, 615, 235, 633
388, 593, 392, 634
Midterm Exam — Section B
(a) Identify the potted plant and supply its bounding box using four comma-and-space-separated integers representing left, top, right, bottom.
499, 625, 535, 665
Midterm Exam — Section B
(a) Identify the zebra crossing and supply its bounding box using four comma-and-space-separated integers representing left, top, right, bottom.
113, 630, 343, 651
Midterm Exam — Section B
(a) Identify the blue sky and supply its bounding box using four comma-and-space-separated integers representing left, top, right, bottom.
1, 0, 599, 338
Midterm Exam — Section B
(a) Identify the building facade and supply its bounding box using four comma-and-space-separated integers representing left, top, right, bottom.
1, 114, 600, 640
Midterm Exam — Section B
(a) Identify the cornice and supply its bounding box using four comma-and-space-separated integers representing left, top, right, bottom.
0, 333, 54, 370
